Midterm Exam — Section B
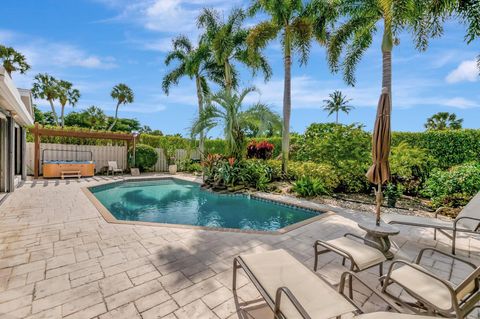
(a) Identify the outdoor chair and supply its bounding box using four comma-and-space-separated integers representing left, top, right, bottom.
380, 247, 480, 318
382, 191, 480, 254
107, 161, 123, 176
233, 249, 433, 319
314, 233, 386, 276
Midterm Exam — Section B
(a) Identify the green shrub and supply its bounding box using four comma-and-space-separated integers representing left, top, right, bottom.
422, 162, 480, 207
293, 176, 329, 197
265, 160, 283, 180
244, 160, 274, 191
288, 161, 339, 191
335, 160, 370, 193
294, 123, 371, 166
390, 142, 436, 195
131, 144, 158, 171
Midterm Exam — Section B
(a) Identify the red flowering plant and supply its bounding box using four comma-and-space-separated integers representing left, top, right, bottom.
246, 141, 274, 160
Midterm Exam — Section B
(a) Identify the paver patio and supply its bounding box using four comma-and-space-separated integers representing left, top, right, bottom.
0, 175, 479, 318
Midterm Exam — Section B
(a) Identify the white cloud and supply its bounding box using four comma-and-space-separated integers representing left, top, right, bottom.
96, 0, 243, 34
445, 59, 479, 83
441, 97, 479, 109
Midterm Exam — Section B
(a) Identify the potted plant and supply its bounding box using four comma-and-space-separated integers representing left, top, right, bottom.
168, 155, 177, 174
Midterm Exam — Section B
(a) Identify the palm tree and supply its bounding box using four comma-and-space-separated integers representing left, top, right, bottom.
197, 8, 272, 94
322, 90, 353, 123
327, 0, 432, 94
425, 112, 463, 130
31, 73, 60, 126
247, 0, 337, 174
241, 103, 282, 137
108, 84, 134, 131
0, 45, 30, 76
191, 87, 267, 158
163, 35, 222, 158
83, 106, 107, 130
57, 80, 80, 128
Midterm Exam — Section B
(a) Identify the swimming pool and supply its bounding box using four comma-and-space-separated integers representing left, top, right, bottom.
89, 178, 322, 232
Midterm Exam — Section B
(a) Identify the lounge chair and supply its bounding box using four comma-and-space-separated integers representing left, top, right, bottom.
233, 249, 433, 319
107, 161, 123, 176
381, 248, 480, 318
314, 233, 386, 276
382, 191, 480, 254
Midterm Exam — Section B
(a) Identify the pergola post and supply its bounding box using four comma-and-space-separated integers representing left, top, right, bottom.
33, 122, 40, 179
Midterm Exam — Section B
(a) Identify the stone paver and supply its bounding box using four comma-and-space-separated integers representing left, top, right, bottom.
0, 176, 478, 318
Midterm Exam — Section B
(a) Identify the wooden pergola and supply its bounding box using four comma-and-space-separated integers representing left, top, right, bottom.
29, 123, 137, 179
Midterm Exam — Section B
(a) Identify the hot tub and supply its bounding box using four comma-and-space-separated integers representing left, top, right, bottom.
43, 160, 95, 178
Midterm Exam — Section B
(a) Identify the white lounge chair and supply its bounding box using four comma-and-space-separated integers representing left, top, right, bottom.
382, 191, 480, 254
233, 249, 434, 319
381, 247, 480, 318
314, 233, 386, 276
107, 161, 123, 176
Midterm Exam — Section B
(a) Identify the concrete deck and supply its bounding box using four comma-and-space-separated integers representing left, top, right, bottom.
0, 175, 479, 318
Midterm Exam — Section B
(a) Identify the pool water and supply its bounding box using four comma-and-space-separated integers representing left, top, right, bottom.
90, 179, 320, 231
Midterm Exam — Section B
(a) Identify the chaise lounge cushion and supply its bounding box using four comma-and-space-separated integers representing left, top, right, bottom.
382, 214, 454, 230
324, 237, 386, 270
240, 249, 356, 319
354, 312, 436, 319
389, 264, 456, 311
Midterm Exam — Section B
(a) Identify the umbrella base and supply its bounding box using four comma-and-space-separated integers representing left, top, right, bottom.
358, 220, 400, 260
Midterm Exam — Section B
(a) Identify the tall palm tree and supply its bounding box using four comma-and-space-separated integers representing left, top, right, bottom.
425, 112, 463, 130
322, 90, 353, 123
162, 35, 223, 158
247, 0, 337, 174
31, 73, 60, 126
0, 45, 30, 77
191, 87, 267, 158
327, 0, 432, 93
108, 83, 134, 131
197, 8, 272, 94
57, 80, 80, 128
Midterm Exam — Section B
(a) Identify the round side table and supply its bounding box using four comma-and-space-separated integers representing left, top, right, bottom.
357, 220, 400, 260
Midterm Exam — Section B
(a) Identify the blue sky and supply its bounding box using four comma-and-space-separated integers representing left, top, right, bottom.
1, 0, 479, 136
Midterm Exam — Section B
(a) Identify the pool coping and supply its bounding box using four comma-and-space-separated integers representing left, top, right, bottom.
81, 175, 335, 235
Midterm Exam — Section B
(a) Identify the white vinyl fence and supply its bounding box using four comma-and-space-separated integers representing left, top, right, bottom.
26, 143, 200, 175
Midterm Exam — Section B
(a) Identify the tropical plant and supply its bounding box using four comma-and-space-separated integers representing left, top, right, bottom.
293, 176, 329, 197
241, 104, 282, 137
57, 80, 80, 127
31, 73, 60, 126
247, 140, 275, 160
130, 144, 158, 172
425, 112, 463, 130
247, 0, 337, 174
108, 83, 134, 131
0, 45, 30, 76
197, 8, 271, 94
322, 90, 353, 123
163, 35, 223, 157
191, 87, 271, 159
327, 0, 434, 93
82, 106, 108, 130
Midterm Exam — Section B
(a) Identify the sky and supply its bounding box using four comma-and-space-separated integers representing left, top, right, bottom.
1, 0, 479, 136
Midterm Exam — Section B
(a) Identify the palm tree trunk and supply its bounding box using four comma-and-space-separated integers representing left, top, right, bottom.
281, 34, 292, 174
195, 76, 205, 160
381, 23, 393, 96
224, 61, 232, 95
336, 111, 339, 124
48, 99, 59, 126
60, 104, 65, 128
108, 102, 121, 131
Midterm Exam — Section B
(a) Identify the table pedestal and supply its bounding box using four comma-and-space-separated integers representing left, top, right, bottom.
358, 221, 399, 260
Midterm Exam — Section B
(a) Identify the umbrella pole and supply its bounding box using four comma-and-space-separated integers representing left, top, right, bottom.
375, 183, 382, 226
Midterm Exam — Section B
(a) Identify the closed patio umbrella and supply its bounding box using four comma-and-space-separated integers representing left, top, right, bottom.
366, 87, 391, 226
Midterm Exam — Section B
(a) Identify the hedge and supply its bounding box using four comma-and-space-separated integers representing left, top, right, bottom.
392, 130, 480, 169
